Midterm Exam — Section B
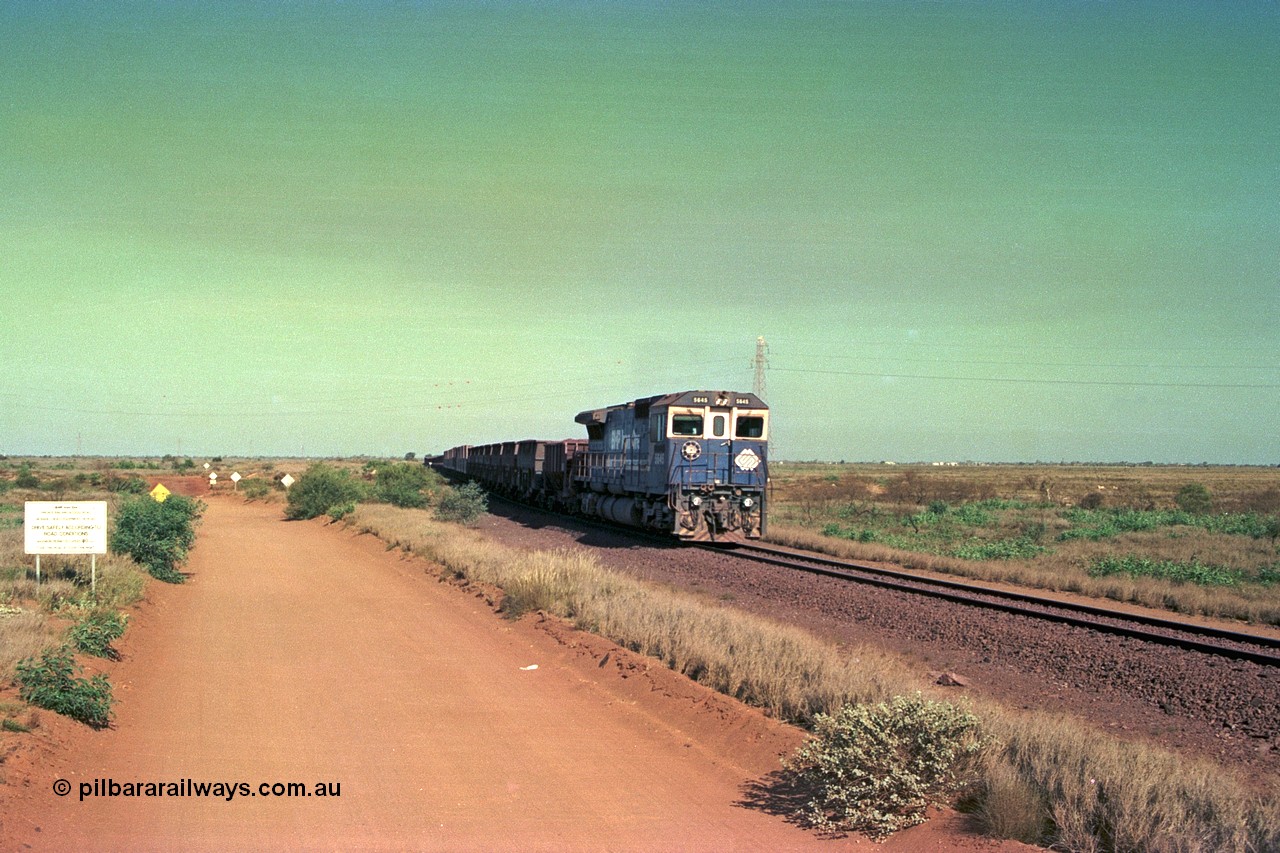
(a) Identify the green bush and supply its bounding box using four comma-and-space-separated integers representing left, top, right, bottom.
238, 478, 275, 499
15, 465, 39, 489
434, 482, 488, 525
953, 503, 993, 526
16, 648, 113, 728
1175, 483, 1213, 515
374, 462, 433, 509
327, 501, 356, 521
784, 694, 989, 838
68, 611, 127, 659
949, 537, 1047, 561
1087, 556, 1247, 587
284, 463, 368, 520
110, 495, 203, 583
106, 475, 148, 495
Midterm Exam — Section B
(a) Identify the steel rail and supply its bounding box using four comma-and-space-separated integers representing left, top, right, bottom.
707, 542, 1280, 667
472, 490, 1280, 666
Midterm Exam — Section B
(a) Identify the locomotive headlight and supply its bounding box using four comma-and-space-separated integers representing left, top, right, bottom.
742, 497, 754, 508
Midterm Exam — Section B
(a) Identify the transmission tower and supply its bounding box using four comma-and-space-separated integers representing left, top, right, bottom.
752, 336, 768, 401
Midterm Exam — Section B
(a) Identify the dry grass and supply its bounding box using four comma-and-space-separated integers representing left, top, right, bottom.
771, 463, 1280, 515
768, 523, 1280, 625
352, 504, 920, 722
766, 463, 1280, 625
0, 610, 55, 678
350, 502, 1279, 851
0, 502, 148, 680
984, 708, 1280, 852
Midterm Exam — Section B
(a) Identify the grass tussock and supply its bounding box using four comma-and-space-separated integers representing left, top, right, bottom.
988, 711, 1280, 853
351, 503, 1279, 851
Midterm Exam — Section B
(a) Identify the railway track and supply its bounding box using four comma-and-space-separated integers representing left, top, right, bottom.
481, 495, 1280, 766
707, 541, 1280, 667
482, 493, 1280, 666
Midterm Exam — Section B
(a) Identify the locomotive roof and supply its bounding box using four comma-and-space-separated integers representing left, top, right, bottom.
575, 390, 766, 425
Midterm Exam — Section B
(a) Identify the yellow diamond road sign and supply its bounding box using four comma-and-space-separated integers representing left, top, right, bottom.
150, 483, 171, 503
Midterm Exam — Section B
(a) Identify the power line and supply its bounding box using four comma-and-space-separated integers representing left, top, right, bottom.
0, 360, 754, 419
770, 366, 1280, 390
785, 341, 1279, 356
786, 353, 1279, 371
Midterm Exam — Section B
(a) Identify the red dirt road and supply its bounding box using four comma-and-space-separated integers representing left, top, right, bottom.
2, 499, 1021, 851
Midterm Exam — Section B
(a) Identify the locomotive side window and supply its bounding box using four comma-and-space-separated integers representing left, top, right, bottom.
735, 416, 764, 438
671, 414, 703, 436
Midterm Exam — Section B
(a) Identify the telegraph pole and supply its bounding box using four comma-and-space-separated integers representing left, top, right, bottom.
753, 336, 768, 401
752, 335, 778, 470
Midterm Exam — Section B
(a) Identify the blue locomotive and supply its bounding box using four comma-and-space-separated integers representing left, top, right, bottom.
434, 390, 769, 543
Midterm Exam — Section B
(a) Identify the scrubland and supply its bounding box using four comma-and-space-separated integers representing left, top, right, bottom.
352, 501, 1280, 852
768, 463, 1280, 625
6, 457, 1279, 848
0, 492, 147, 678
0, 458, 205, 730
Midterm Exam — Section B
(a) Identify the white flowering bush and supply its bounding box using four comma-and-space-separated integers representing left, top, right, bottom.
785, 694, 989, 839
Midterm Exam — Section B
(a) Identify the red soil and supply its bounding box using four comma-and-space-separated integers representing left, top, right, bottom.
0, 498, 1028, 851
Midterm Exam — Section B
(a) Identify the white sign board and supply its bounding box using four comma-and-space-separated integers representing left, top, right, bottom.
280, 474, 295, 488
24, 502, 108, 555
230, 472, 241, 482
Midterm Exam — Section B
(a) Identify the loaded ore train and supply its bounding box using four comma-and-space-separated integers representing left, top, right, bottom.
433, 390, 769, 543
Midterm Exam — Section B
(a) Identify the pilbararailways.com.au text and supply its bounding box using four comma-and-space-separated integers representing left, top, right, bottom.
57, 778, 341, 802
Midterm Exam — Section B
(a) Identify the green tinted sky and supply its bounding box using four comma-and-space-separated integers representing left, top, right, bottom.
2, 1, 1276, 462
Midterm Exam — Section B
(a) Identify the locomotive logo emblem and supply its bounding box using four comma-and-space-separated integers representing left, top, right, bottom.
681, 440, 702, 461
734, 448, 761, 471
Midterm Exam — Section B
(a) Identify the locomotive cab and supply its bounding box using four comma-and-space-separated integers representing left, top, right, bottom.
573, 390, 769, 543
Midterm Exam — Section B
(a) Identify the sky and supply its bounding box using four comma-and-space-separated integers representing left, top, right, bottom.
2, 1, 1276, 463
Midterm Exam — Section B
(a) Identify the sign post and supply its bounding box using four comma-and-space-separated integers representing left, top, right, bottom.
24, 501, 108, 596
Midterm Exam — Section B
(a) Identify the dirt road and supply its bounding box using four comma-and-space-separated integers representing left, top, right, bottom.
3, 498, 1016, 851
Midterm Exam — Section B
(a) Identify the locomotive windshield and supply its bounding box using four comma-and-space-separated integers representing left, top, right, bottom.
735, 416, 765, 438
671, 414, 703, 436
